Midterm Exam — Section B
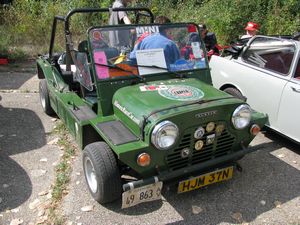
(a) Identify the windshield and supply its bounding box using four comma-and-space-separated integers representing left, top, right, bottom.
88, 23, 207, 80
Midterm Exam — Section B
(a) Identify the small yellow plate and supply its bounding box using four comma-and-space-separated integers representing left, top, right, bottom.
178, 166, 233, 193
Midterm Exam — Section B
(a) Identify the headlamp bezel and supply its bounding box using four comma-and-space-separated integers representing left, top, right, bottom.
151, 120, 179, 150
232, 104, 252, 129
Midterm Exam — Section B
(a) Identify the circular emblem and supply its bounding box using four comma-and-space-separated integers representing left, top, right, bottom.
206, 122, 215, 133
158, 85, 204, 101
194, 127, 205, 139
181, 148, 190, 158
195, 140, 204, 151
215, 124, 225, 136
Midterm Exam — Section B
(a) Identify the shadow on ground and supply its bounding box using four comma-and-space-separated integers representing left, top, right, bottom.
0, 101, 46, 156
0, 154, 32, 212
104, 140, 299, 225
162, 141, 300, 225
0, 60, 36, 90
0, 96, 47, 211
264, 128, 300, 153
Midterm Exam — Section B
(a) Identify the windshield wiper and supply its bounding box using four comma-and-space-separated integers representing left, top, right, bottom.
132, 64, 186, 79
94, 62, 145, 82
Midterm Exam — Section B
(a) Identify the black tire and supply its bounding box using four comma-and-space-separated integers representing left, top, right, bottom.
223, 87, 246, 101
39, 79, 55, 116
82, 142, 122, 204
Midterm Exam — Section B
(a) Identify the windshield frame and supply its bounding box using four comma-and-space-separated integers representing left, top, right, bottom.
86, 22, 209, 83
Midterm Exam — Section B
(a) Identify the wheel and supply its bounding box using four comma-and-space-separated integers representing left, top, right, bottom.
39, 79, 55, 116
82, 142, 122, 204
223, 87, 246, 101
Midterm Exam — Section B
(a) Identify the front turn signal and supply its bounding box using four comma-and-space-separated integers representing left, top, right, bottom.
250, 124, 261, 136
137, 153, 151, 167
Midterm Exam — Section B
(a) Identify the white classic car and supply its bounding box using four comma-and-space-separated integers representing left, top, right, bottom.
210, 35, 300, 143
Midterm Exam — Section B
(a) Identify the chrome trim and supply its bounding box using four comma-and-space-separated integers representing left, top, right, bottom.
231, 104, 251, 129
151, 120, 179, 150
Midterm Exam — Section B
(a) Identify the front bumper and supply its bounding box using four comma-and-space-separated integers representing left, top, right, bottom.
123, 144, 254, 191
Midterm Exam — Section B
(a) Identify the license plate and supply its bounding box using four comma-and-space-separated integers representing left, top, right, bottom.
178, 166, 233, 193
122, 181, 163, 209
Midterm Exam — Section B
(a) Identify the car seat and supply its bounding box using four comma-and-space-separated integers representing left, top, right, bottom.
264, 54, 287, 74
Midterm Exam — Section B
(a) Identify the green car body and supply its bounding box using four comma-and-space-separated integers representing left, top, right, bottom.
37, 8, 267, 207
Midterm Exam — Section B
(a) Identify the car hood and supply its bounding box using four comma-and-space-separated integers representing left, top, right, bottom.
112, 78, 235, 133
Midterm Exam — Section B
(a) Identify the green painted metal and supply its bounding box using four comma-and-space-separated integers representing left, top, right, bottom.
37, 9, 268, 180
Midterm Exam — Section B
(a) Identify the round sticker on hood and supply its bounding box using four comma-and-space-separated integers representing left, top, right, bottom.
158, 85, 204, 101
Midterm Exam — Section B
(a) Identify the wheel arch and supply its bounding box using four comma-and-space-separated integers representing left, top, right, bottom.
220, 84, 247, 102
82, 125, 104, 149
36, 62, 45, 79
37, 58, 54, 80
220, 83, 244, 95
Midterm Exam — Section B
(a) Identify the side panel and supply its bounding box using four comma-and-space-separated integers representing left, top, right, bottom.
277, 78, 300, 142
210, 56, 288, 128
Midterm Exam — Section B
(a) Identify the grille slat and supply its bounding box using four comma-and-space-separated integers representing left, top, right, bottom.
166, 123, 235, 171
168, 159, 188, 166
217, 142, 234, 148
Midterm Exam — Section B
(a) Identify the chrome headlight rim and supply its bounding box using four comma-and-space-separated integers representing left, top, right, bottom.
151, 120, 179, 150
232, 104, 252, 130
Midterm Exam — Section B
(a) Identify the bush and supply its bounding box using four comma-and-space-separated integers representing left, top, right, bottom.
1, 0, 299, 58
140, 0, 300, 44
0, 0, 111, 57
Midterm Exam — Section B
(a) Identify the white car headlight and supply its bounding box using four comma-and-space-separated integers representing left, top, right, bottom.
151, 121, 179, 150
232, 104, 251, 129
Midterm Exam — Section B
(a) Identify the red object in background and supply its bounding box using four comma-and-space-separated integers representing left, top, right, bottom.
0, 58, 9, 65
187, 24, 197, 33
245, 21, 260, 31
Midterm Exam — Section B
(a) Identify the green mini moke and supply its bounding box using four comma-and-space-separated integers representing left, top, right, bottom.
37, 8, 267, 208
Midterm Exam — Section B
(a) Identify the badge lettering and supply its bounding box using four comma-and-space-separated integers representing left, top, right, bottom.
195, 110, 217, 118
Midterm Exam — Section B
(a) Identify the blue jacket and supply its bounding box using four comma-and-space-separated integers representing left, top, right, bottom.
129, 33, 180, 67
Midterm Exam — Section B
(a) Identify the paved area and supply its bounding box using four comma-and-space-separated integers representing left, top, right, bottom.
0, 61, 299, 225
62, 133, 300, 225
0, 61, 61, 225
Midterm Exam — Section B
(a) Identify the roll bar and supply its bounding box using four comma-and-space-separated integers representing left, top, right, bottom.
49, 7, 154, 70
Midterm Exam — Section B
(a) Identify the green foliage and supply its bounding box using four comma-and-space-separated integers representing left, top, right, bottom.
138, 0, 300, 44
0, 0, 299, 57
0, 0, 112, 56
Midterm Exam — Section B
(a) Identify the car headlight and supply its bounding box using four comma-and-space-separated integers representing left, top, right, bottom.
151, 121, 179, 150
232, 104, 251, 129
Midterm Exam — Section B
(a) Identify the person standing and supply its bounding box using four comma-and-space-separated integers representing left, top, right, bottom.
109, 0, 132, 48
199, 24, 219, 58
241, 21, 260, 39
129, 20, 180, 68
199, 24, 219, 55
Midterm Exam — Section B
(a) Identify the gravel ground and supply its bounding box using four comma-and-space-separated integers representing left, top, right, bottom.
0, 61, 299, 225
0, 61, 61, 225
61, 132, 300, 225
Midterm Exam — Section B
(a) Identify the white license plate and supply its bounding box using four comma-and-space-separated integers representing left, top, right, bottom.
121, 181, 163, 209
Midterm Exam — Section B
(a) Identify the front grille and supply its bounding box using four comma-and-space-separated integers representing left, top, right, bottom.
166, 134, 190, 170
166, 124, 235, 171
